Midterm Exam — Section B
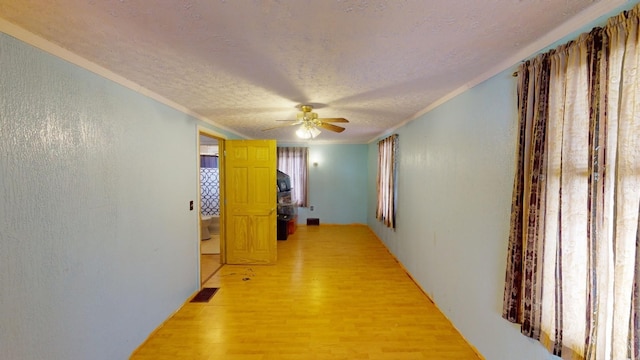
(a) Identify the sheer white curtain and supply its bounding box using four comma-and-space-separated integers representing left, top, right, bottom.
277, 147, 308, 207
502, 6, 640, 359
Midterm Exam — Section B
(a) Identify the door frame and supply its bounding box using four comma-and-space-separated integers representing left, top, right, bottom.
196, 126, 227, 285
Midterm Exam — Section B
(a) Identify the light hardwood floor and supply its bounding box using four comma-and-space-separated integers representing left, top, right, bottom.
132, 225, 483, 360
200, 254, 221, 284
201, 232, 221, 284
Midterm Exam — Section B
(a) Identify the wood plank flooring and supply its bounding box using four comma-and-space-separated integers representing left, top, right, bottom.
200, 254, 221, 285
131, 225, 483, 360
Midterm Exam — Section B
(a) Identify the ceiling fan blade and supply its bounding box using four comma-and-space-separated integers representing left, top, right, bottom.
318, 122, 345, 133
318, 117, 349, 123
262, 121, 302, 131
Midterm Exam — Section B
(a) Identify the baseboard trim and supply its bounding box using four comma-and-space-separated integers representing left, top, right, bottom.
372, 232, 486, 360
129, 267, 225, 357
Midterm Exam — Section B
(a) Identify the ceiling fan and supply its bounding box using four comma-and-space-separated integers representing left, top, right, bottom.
263, 105, 349, 139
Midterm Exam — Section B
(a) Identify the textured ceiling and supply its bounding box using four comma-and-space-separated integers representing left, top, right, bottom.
0, 0, 628, 143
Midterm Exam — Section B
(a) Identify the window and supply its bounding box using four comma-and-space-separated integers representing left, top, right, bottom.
276, 147, 308, 207
376, 134, 398, 229
502, 6, 640, 359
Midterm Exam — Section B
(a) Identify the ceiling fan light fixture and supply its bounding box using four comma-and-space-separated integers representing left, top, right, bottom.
262, 104, 348, 137
296, 125, 321, 139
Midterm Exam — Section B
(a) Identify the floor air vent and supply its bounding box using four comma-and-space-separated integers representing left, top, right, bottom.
190, 288, 219, 303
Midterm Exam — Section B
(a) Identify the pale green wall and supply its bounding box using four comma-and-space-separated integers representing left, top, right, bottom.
0, 33, 235, 359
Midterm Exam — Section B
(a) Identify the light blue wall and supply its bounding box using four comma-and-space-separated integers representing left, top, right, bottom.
3, 2, 636, 358
278, 143, 368, 225
368, 71, 552, 359
0, 33, 233, 360
366, 2, 640, 359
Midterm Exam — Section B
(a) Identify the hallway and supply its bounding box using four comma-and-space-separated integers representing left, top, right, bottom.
131, 225, 482, 359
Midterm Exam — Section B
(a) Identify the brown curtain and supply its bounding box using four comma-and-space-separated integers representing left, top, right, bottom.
277, 147, 308, 207
503, 5, 640, 359
376, 134, 398, 229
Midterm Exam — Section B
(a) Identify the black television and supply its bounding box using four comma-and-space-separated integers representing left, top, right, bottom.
277, 170, 292, 192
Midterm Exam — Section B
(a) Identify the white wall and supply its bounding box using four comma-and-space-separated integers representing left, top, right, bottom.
0, 33, 223, 359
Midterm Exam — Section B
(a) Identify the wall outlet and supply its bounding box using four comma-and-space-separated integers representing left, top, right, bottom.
310, 205, 314, 211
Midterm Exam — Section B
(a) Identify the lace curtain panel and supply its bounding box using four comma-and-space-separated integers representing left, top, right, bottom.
502, 5, 640, 359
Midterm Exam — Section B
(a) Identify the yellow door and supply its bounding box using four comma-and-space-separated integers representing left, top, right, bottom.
224, 139, 277, 264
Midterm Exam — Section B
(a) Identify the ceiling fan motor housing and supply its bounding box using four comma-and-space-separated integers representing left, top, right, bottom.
297, 106, 319, 123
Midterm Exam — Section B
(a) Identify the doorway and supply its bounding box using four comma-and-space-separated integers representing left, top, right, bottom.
198, 129, 224, 285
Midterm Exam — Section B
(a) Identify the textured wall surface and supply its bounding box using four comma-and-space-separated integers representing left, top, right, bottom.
365, 3, 640, 359
277, 143, 368, 225
367, 71, 556, 359
0, 33, 204, 359
368, 72, 548, 360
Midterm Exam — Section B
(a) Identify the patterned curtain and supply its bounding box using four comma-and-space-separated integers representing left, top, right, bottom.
376, 134, 398, 229
200, 168, 220, 216
277, 147, 308, 207
502, 6, 640, 359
